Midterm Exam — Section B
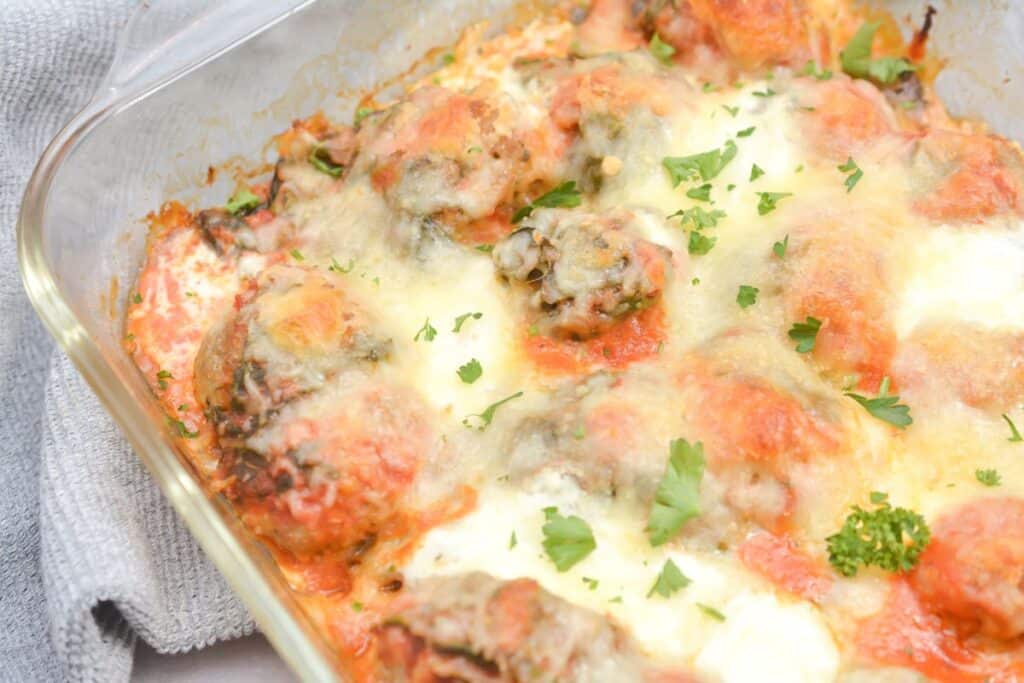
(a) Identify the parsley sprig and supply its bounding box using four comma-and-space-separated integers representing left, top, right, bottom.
541, 507, 596, 571
456, 358, 483, 384
647, 439, 705, 546
826, 495, 930, 577
838, 157, 863, 192
462, 391, 523, 430
512, 181, 582, 223
736, 285, 759, 309
413, 318, 437, 342
840, 22, 917, 85
664, 140, 738, 187
845, 376, 913, 429
225, 188, 262, 216
788, 316, 821, 353
1002, 413, 1023, 442
648, 558, 691, 598
649, 33, 676, 65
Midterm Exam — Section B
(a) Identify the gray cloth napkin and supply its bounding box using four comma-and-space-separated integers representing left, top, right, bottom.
1, 2, 254, 681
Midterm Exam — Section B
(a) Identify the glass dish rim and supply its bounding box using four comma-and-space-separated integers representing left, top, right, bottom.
16, 1, 339, 680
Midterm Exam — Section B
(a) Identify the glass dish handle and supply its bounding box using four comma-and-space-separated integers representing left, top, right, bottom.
94, 0, 314, 109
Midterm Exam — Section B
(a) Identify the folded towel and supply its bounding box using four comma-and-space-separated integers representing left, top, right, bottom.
1, 2, 253, 680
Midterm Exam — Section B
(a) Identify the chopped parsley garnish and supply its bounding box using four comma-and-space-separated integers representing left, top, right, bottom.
840, 22, 917, 85
509, 531, 517, 549
801, 59, 833, 80
225, 188, 262, 216
647, 439, 706, 547
737, 126, 756, 138
976, 468, 1002, 487
749, 164, 765, 182
541, 506, 596, 571
697, 603, 726, 621
664, 140, 738, 187
462, 391, 523, 430
309, 146, 344, 177
453, 311, 482, 332
583, 577, 599, 591
649, 33, 676, 65
289, 248, 304, 261
474, 244, 494, 253
456, 358, 483, 384
441, 52, 455, 65
354, 107, 374, 126
167, 417, 198, 439
647, 558, 691, 598
413, 318, 437, 342
1002, 414, 1023, 442
845, 376, 913, 429
826, 496, 930, 577
838, 157, 864, 192
512, 181, 582, 223
773, 234, 789, 258
177, 404, 188, 412
329, 257, 354, 274
752, 88, 776, 97
788, 316, 821, 353
351, 601, 364, 612
756, 191, 792, 215
687, 231, 717, 256
736, 285, 759, 309
573, 423, 586, 440
703, 82, 719, 93
686, 184, 712, 202
132, 292, 142, 304
870, 491, 889, 505
669, 207, 726, 230
722, 105, 739, 117
155, 370, 172, 391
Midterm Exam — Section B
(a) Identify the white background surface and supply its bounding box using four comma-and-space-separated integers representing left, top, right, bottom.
132, 635, 295, 682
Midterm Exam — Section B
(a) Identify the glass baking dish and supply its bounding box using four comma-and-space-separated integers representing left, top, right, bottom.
17, 0, 1022, 679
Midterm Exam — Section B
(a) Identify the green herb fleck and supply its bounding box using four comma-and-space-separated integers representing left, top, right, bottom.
1003, 413, 1024, 442
840, 22, 917, 85
453, 311, 483, 332
133, 292, 143, 304
512, 181, 582, 223
870, 491, 889, 505
647, 558, 691, 598
289, 248, 304, 261
686, 184, 712, 202
697, 603, 726, 621
722, 104, 739, 117
773, 234, 789, 258
752, 88, 776, 97
167, 417, 198, 439
329, 257, 355, 274
664, 140, 738, 187
788, 316, 821, 353
976, 468, 1001, 487
649, 33, 676, 65
583, 577, 599, 591
845, 376, 913, 429
225, 188, 262, 216
309, 146, 344, 177
838, 157, 864, 192
509, 531, 517, 549
749, 164, 765, 182
687, 231, 717, 256
414, 318, 437, 342
737, 126, 756, 138
736, 285, 759, 309
457, 358, 483, 384
756, 191, 792, 215
354, 107, 374, 125
802, 59, 833, 80
462, 391, 524, 430
541, 506, 596, 571
156, 369, 172, 391
647, 439, 705, 546
475, 244, 494, 253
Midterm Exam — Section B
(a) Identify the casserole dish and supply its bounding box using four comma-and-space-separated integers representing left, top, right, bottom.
17, 0, 1024, 680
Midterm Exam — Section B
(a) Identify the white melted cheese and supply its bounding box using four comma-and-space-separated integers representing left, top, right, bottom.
405, 471, 839, 680
894, 225, 1024, 338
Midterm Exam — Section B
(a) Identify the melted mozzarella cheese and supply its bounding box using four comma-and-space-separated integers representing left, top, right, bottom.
405, 470, 838, 678
894, 225, 1024, 337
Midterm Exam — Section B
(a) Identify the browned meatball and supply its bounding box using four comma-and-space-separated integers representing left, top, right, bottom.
910, 498, 1024, 640
376, 572, 653, 682
492, 208, 672, 339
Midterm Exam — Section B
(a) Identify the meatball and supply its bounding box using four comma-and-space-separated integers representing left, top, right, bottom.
492, 208, 672, 339
893, 322, 1024, 411
911, 130, 1024, 223
233, 373, 434, 561
910, 498, 1024, 640
195, 264, 391, 450
794, 77, 899, 160
352, 86, 551, 246
376, 572, 651, 682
